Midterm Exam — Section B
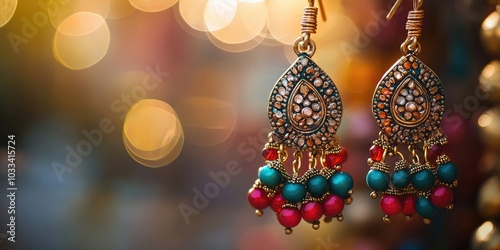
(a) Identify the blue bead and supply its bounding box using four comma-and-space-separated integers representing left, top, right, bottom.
437, 162, 458, 184
307, 175, 328, 198
366, 169, 390, 191
392, 169, 411, 188
329, 172, 353, 198
415, 196, 439, 218
412, 169, 434, 191
258, 165, 282, 187
282, 182, 306, 203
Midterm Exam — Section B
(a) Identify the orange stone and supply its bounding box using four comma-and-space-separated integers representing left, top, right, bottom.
378, 103, 385, 109
434, 94, 441, 100
379, 111, 387, 119
383, 119, 391, 126
412, 62, 418, 69
413, 111, 419, 117
404, 61, 411, 69
385, 127, 392, 134
381, 88, 390, 95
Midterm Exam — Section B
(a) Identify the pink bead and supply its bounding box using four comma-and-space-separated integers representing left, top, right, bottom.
268, 190, 286, 213
430, 184, 453, 208
301, 201, 324, 223
380, 194, 403, 215
322, 194, 344, 217
401, 194, 417, 215
248, 188, 268, 210
278, 207, 301, 228
427, 145, 444, 161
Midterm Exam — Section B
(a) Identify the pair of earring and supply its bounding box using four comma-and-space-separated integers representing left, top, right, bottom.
247, 0, 458, 234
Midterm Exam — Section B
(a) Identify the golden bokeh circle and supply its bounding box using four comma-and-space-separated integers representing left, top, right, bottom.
0, 0, 17, 28
53, 12, 110, 70
129, 0, 178, 13
123, 99, 184, 168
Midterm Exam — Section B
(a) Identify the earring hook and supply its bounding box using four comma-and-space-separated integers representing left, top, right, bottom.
386, 0, 424, 20
308, 0, 327, 21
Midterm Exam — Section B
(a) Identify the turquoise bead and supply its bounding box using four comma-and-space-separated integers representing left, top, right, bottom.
306, 175, 328, 198
282, 182, 306, 203
415, 196, 439, 218
366, 169, 390, 191
392, 169, 411, 188
258, 165, 282, 187
437, 162, 458, 184
329, 172, 353, 198
412, 169, 434, 191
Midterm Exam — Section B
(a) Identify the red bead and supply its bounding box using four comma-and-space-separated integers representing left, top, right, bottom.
262, 148, 278, 161
301, 201, 324, 223
322, 194, 344, 217
430, 184, 453, 208
268, 190, 286, 213
369, 145, 384, 162
427, 145, 444, 161
248, 188, 269, 210
401, 194, 417, 215
380, 194, 403, 215
324, 147, 348, 168
278, 207, 301, 228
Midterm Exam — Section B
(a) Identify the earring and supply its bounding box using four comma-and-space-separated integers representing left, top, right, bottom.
247, 0, 353, 234
366, 0, 458, 224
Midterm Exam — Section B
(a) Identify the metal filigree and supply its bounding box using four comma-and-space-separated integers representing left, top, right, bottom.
268, 54, 342, 153
372, 55, 444, 144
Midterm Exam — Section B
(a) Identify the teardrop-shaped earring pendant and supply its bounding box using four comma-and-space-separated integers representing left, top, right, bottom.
269, 54, 342, 152
372, 54, 445, 144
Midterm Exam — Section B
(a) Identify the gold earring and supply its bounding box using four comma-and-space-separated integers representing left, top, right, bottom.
366, 0, 458, 224
247, 0, 353, 234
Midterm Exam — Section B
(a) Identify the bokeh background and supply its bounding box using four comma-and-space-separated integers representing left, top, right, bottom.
0, 0, 499, 249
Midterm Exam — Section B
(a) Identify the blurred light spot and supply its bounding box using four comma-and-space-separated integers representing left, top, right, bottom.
53, 12, 110, 70
48, 0, 110, 28
123, 99, 184, 168
207, 29, 264, 52
204, 0, 237, 32
129, 0, 178, 13
477, 221, 494, 242
483, 11, 499, 30
179, 0, 209, 32
107, 0, 136, 19
0, 0, 17, 28
267, 0, 302, 45
209, 0, 266, 45
479, 113, 492, 128
178, 97, 237, 147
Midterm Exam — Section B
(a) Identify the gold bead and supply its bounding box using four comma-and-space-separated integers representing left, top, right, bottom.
479, 107, 500, 150
388, 152, 394, 157
446, 203, 454, 210
370, 191, 378, 199
324, 217, 333, 223
285, 228, 293, 235
335, 165, 342, 171
348, 189, 354, 195
481, 11, 500, 57
479, 61, 500, 102
367, 158, 374, 166
337, 214, 344, 222
312, 222, 320, 230
345, 197, 353, 205
383, 215, 391, 224
256, 210, 263, 217
423, 218, 432, 225
478, 176, 500, 219
405, 215, 412, 221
